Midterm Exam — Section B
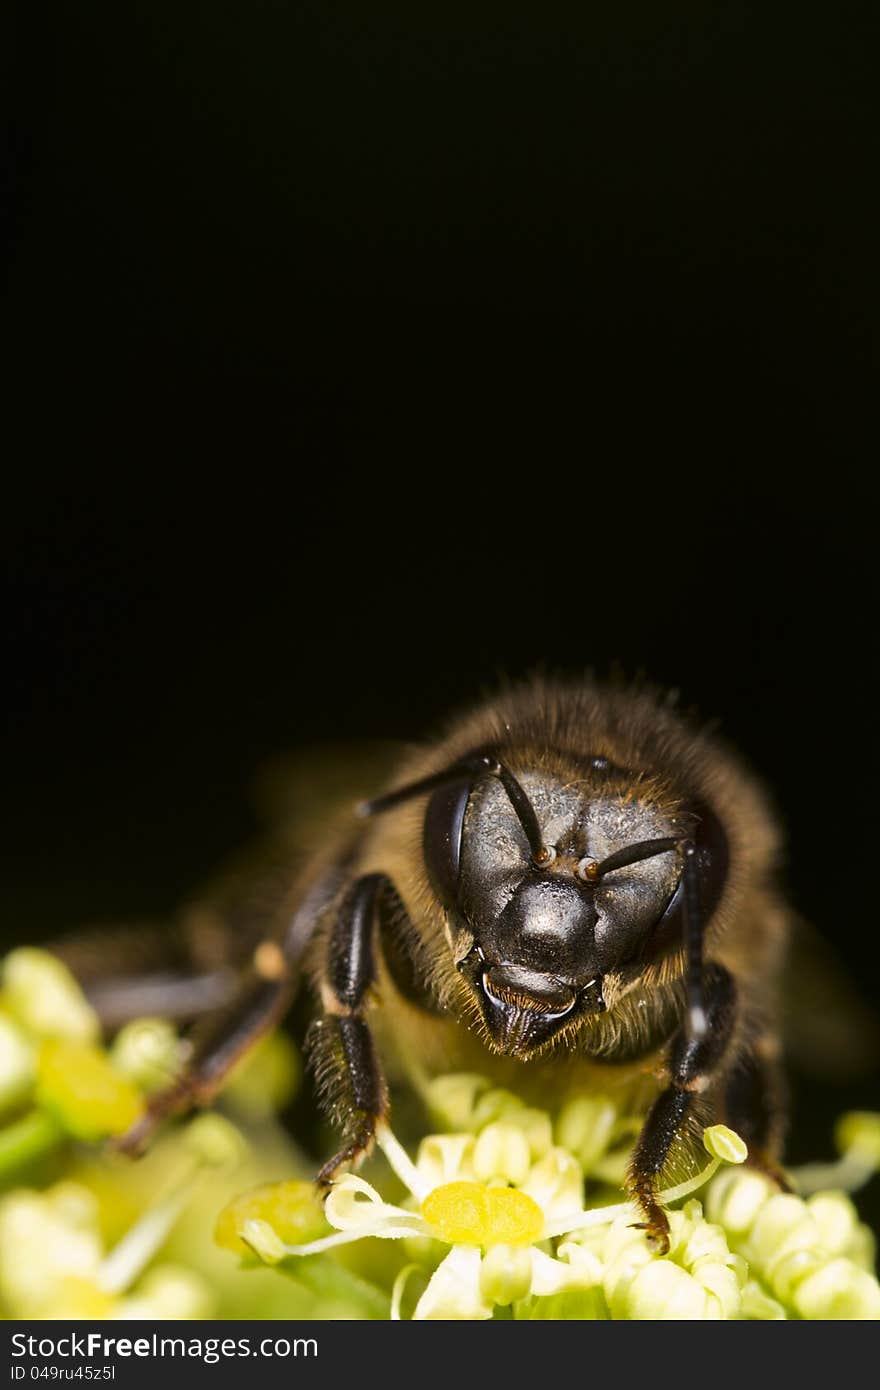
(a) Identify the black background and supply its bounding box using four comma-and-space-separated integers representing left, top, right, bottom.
5, 4, 878, 1219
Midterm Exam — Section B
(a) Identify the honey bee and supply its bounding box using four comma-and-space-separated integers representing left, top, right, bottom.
103, 678, 790, 1252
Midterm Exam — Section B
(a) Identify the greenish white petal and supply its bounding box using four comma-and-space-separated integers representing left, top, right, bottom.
413, 1245, 492, 1320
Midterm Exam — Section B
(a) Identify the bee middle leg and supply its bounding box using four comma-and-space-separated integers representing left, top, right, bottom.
309, 873, 391, 1186
627, 963, 737, 1253
723, 1032, 791, 1190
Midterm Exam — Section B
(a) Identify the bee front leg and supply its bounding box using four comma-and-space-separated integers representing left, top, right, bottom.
309, 874, 391, 1186
627, 963, 737, 1253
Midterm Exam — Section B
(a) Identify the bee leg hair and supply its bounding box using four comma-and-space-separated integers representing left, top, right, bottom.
627, 963, 737, 1253
311, 873, 391, 1186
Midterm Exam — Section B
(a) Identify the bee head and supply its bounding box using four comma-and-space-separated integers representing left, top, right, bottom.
420, 751, 727, 1057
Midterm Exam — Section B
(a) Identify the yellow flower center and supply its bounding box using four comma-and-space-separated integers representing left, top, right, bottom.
36, 1040, 144, 1140
422, 1181, 544, 1248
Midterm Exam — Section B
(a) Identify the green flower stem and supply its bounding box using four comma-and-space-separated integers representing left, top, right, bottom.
0, 1109, 64, 1178
278, 1254, 391, 1319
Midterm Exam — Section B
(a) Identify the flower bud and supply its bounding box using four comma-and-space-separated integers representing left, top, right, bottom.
3, 949, 99, 1044
183, 1113, 246, 1168
215, 1180, 329, 1254
691, 1261, 742, 1319
424, 1074, 489, 1131
792, 1258, 880, 1320
35, 1039, 144, 1140
555, 1240, 604, 1286
473, 1122, 531, 1186
415, 1134, 475, 1188
0, 1014, 35, 1113
748, 1194, 817, 1272
48, 1182, 100, 1230
622, 1258, 721, 1320
0, 1187, 103, 1316
556, 1096, 617, 1169
704, 1167, 773, 1235
472, 1088, 525, 1129
521, 1147, 584, 1215
834, 1111, 880, 1166
130, 1265, 214, 1319
740, 1280, 787, 1319
767, 1248, 823, 1306
502, 1106, 554, 1160
805, 1192, 861, 1259
589, 1145, 632, 1187
679, 1212, 732, 1271
111, 1019, 181, 1093
844, 1221, 876, 1273
601, 1228, 656, 1315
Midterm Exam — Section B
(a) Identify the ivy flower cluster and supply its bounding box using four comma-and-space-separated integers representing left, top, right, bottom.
0, 1130, 224, 1319
218, 1074, 880, 1320
1, 947, 878, 1319
0, 948, 316, 1320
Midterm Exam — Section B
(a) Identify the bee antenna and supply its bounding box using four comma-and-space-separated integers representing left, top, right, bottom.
591, 837, 682, 879
356, 752, 550, 864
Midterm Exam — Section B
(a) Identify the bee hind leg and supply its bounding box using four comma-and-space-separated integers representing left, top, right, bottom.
113, 864, 348, 1155
627, 963, 737, 1253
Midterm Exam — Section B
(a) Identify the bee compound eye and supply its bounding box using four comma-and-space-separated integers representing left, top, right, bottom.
576, 856, 600, 883
423, 776, 473, 908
